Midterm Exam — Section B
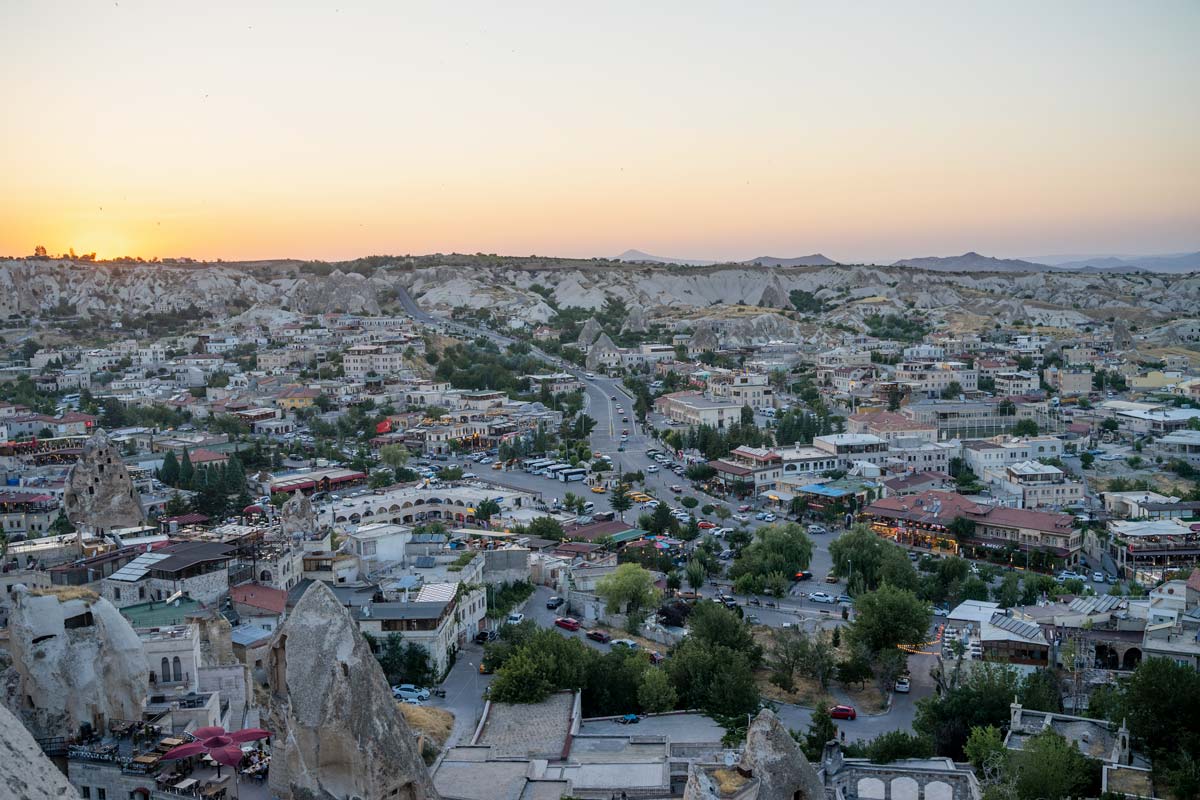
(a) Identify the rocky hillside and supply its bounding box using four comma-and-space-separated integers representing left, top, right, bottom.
3, 257, 1198, 332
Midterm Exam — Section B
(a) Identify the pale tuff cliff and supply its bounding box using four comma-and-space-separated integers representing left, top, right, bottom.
3, 258, 1198, 326
62, 430, 144, 533
683, 709, 825, 800
4, 586, 149, 740
0, 703, 79, 799
267, 581, 439, 800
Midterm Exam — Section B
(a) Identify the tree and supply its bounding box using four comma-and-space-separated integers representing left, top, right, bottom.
380, 444, 410, 471
959, 575, 990, 602
223, 455, 246, 493
1008, 730, 1097, 800
915, 662, 1023, 759
637, 667, 677, 713
686, 601, 762, 666
767, 626, 810, 692
610, 483, 633, 521
828, 525, 918, 592
1079, 452, 1095, 470
684, 560, 706, 594
865, 730, 934, 764
595, 564, 661, 628
837, 651, 873, 689
474, 498, 501, 522
1019, 669, 1062, 713
159, 450, 180, 486
50, 510, 74, 535
849, 585, 931, 653
179, 450, 195, 488
801, 708, 837, 761
665, 639, 758, 716
992, 572, 1021, 608
940, 381, 962, 399
963, 724, 1006, 772
1012, 418, 1039, 436
525, 515, 565, 540
1100, 418, 1120, 433
729, 523, 813, 585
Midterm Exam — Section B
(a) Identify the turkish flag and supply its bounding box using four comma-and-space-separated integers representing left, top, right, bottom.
376, 419, 392, 434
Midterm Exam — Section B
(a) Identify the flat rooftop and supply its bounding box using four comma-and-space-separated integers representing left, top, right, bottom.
476, 691, 574, 759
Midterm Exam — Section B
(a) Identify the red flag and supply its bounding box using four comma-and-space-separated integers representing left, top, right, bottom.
375, 419, 392, 434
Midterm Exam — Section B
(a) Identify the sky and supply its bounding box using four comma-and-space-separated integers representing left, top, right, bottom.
2, 1, 1198, 264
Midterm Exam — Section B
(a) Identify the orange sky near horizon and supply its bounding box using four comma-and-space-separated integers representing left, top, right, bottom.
2, 1, 1197, 264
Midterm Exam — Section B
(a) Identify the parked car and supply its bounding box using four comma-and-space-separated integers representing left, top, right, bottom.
932, 607, 949, 617
894, 677, 911, 693
755, 512, 768, 521
392, 684, 431, 702
647, 465, 660, 473
762, 512, 777, 522
1092, 571, 1105, 582
554, 617, 581, 631
610, 639, 639, 649
732, 513, 749, 522
506, 612, 525, 624
808, 591, 836, 604
697, 521, 716, 529
738, 504, 752, 512
474, 629, 499, 644
670, 485, 683, 493
836, 594, 854, 605
586, 630, 612, 644
829, 704, 857, 720
807, 524, 828, 535
546, 596, 565, 610
646, 651, 665, 665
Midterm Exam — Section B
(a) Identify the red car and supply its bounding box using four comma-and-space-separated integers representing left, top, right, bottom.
586, 630, 612, 643
738, 504, 752, 512
697, 521, 716, 529
554, 617, 581, 631
829, 705, 857, 720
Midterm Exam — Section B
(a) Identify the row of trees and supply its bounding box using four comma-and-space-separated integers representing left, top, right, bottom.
485, 601, 763, 718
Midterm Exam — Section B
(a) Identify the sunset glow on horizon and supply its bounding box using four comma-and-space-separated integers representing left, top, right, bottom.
2, 1, 1197, 264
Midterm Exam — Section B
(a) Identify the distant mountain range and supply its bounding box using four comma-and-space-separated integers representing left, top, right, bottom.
744, 254, 838, 267
890, 251, 1047, 273
616, 249, 837, 267
616, 248, 1199, 273
1029, 252, 1200, 273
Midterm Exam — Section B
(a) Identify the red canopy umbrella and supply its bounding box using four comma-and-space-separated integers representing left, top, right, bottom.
163, 726, 271, 768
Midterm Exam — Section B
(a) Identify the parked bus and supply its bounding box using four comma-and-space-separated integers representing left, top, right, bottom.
544, 463, 572, 478
523, 458, 554, 472
558, 468, 588, 482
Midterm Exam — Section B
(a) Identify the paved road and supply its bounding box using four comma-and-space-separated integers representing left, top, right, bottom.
401, 286, 941, 742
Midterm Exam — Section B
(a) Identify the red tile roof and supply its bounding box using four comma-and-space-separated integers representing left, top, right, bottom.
230, 583, 288, 615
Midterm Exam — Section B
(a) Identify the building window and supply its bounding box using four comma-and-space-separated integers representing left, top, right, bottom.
98, 790, 106, 800
81, 789, 91, 799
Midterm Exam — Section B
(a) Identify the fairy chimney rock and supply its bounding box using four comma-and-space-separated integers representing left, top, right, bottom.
267, 580, 439, 800
62, 429, 144, 534
279, 490, 318, 538
4, 585, 149, 740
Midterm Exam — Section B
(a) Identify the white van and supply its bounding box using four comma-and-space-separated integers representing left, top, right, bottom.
582, 501, 596, 514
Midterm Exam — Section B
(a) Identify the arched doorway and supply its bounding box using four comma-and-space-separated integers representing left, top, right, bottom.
1094, 644, 1119, 670
1121, 648, 1142, 671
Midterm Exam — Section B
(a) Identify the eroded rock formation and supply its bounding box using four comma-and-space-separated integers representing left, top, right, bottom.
0, 703, 79, 799
267, 581, 439, 800
62, 430, 143, 533
621, 303, 648, 333
576, 317, 604, 348
683, 709, 825, 800
4, 586, 148, 740
279, 490, 318, 538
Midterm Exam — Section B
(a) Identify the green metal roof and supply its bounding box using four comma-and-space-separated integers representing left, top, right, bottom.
608, 528, 647, 544
119, 597, 206, 628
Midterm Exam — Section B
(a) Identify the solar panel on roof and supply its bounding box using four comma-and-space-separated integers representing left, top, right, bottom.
413, 556, 436, 569
989, 613, 1043, 641
108, 551, 169, 582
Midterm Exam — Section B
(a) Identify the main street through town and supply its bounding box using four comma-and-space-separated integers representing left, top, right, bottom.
397, 287, 937, 747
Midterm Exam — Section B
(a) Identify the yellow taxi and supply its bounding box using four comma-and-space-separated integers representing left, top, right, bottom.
590, 486, 607, 494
